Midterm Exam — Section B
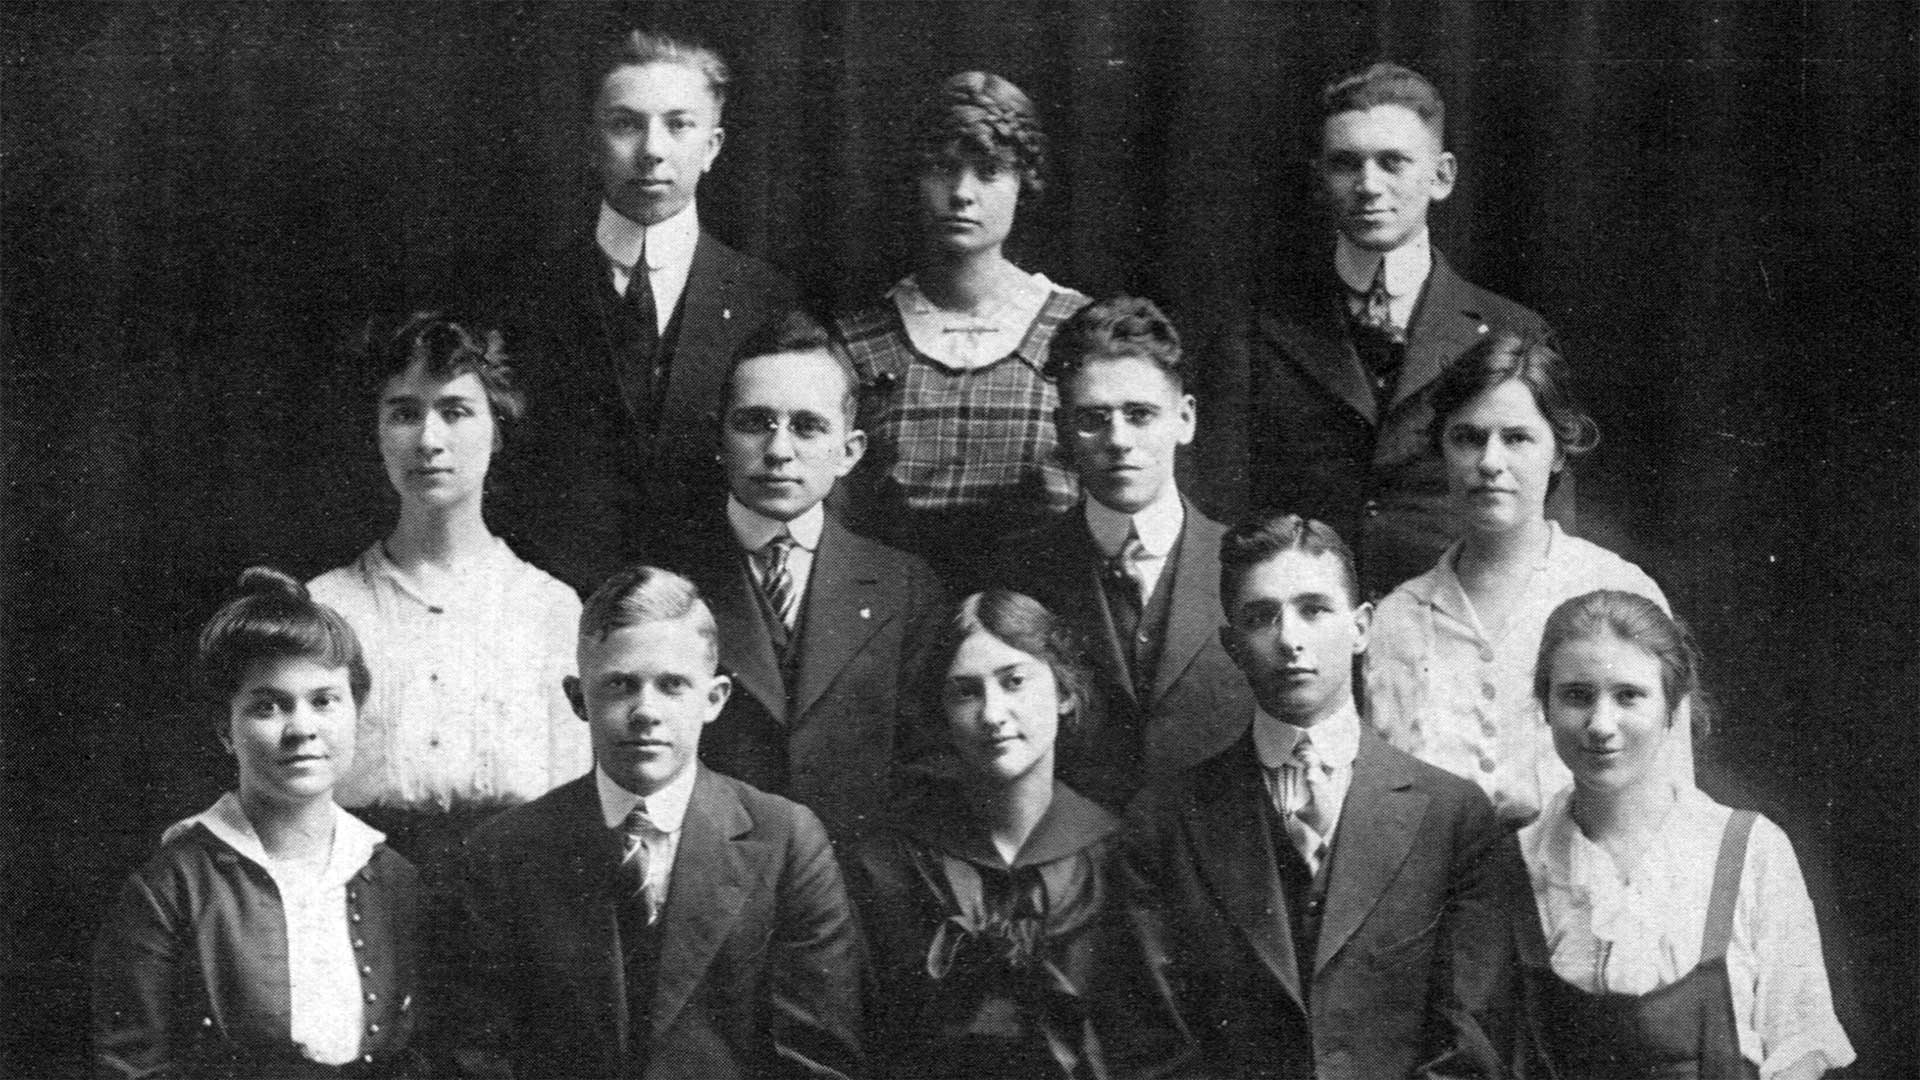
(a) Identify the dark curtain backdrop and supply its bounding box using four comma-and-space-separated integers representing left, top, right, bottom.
5, 2, 1914, 1075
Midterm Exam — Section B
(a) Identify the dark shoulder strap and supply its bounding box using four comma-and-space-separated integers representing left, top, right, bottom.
1701, 809, 1758, 960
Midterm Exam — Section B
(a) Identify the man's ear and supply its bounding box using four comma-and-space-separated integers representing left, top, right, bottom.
1350, 600, 1374, 655
1430, 150, 1458, 203
836, 428, 868, 477
702, 674, 732, 722
563, 675, 588, 722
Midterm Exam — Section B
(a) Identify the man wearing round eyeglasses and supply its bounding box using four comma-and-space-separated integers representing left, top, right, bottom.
645, 313, 950, 844
991, 295, 1252, 811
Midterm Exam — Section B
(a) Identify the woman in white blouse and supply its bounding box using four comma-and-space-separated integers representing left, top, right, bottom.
1521, 589, 1852, 1079
310, 312, 588, 876
1366, 331, 1677, 826
94, 568, 422, 1077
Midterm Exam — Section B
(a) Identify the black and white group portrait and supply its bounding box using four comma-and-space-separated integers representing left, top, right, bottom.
4, 3, 1913, 1078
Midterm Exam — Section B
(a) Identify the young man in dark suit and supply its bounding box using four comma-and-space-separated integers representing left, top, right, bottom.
442, 566, 863, 1079
992, 296, 1252, 811
500, 29, 805, 594
1113, 513, 1533, 1080
654, 314, 949, 844
1193, 63, 1561, 597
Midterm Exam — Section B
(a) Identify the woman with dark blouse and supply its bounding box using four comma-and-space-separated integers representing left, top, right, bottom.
93, 568, 421, 1078
845, 590, 1123, 1079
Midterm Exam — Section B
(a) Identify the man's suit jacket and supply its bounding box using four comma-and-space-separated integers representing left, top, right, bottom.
657, 512, 951, 844
442, 769, 863, 1080
1113, 729, 1532, 1080
496, 230, 803, 595
1189, 251, 1558, 598
991, 501, 1253, 810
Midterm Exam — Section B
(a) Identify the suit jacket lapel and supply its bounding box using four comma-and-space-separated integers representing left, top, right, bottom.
1392, 253, 1489, 414
650, 769, 753, 1040
1186, 744, 1307, 1013
703, 543, 787, 720
1063, 516, 1136, 706
1261, 282, 1377, 426
791, 518, 887, 722
1314, 732, 1429, 973
660, 233, 735, 437
1147, 502, 1215, 705
537, 778, 632, 1064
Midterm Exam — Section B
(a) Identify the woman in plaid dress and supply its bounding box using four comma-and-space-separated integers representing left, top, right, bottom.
834, 71, 1089, 591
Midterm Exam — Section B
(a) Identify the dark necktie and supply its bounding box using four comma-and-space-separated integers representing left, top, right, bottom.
1349, 261, 1404, 396
624, 243, 660, 358
1105, 532, 1148, 657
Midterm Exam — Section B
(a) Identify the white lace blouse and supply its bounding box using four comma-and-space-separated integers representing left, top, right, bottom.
1519, 786, 1854, 1077
311, 538, 589, 811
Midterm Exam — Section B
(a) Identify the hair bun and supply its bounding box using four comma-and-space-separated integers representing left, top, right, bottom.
235, 565, 309, 603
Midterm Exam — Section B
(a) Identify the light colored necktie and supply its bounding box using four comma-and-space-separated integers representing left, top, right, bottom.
1358, 260, 1394, 335
1107, 531, 1151, 611
1283, 737, 1333, 874
619, 802, 662, 925
761, 533, 798, 630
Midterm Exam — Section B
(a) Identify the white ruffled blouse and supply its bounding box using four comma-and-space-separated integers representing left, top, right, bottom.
1519, 786, 1854, 1077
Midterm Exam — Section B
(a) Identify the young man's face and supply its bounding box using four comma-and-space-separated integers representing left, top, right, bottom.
720, 350, 866, 522
594, 61, 724, 226
1316, 103, 1456, 253
1056, 355, 1196, 515
566, 618, 730, 796
1221, 549, 1371, 727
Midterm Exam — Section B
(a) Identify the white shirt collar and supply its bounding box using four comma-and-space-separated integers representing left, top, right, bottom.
596, 760, 698, 834
1334, 228, 1433, 301
1083, 485, 1186, 559
165, 792, 384, 888
1252, 698, 1362, 772
727, 495, 824, 554
597, 198, 700, 275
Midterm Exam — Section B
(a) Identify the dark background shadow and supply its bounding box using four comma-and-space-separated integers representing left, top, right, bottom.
5, 2, 1914, 1074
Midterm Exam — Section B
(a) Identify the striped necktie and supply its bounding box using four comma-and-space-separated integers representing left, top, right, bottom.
761, 533, 798, 630
618, 802, 662, 925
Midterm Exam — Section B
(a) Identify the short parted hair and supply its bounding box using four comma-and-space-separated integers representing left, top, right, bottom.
1219, 512, 1362, 612
925, 590, 1094, 735
721, 310, 860, 427
578, 565, 720, 671
361, 311, 525, 437
1427, 331, 1599, 488
196, 567, 371, 725
911, 71, 1049, 200
1320, 62, 1446, 143
1534, 589, 1707, 733
1043, 294, 1190, 393
593, 28, 731, 115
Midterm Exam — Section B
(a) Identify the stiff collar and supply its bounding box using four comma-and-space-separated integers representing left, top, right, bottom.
596, 198, 699, 275
596, 760, 697, 833
727, 495, 824, 554
902, 781, 1120, 870
1334, 228, 1433, 301
1252, 700, 1362, 773
1083, 486, 1185, 560
165, 792, 384, 888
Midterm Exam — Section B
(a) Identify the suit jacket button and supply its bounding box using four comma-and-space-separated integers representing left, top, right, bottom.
365, 991, 378, 1003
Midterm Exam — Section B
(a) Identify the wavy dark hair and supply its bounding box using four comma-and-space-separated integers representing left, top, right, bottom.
910, 70, 1049, 200
196, 567, 370, 729
1427, 331, 1596, 496
924, 590, 1093, 737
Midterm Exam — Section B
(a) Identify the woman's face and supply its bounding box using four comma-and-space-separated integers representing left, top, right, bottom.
919, 150, 1021, 258
1544, 631, 1673, 797
228, 655, 358, 809
378, 361, 496, 511
942, 629, 1067, 786
1441, 378, 1563, 536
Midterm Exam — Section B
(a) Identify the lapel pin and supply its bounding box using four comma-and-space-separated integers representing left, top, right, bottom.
1477, 323, 1490, 334
859, 607, 871, 619
723, 307, 732, 320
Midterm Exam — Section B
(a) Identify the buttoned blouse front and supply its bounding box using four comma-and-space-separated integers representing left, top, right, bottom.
1365, 523, 1670, 825
311, 537, 589, 811
1520, 786, 1855, 1077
